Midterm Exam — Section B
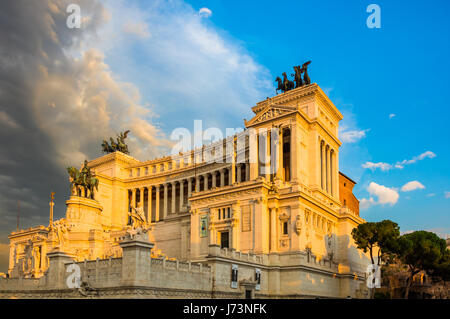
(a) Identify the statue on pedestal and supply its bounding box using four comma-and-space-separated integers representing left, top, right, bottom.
67, 160, 99, 199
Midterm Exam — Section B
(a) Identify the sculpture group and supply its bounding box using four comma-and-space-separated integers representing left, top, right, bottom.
67, 160, 99, 199
275, 61, 311, 94
101, 130, 130, 154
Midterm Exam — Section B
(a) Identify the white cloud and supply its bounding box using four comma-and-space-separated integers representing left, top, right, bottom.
395, 151, 436, 169
362, 151, 436, 171
426, 193, 436, 197
389, 113, 396, 119
198, 7, 212, 18
362, 161, 392, 171
360, 197, 375, 210
123, 22, 151, 38
445, 191, 450, 199
360, 182, 399, 210
401, 181, 425, 192
95, 0, 273, 137
339, 129, 370, 143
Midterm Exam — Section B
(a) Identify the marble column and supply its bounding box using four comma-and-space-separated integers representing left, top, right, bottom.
326, 146, 330, 193
155, 185, 160, 222
203, 174, 208, 191
263, 131, 270, 179
328, 148, 332, 195
139, 187, 144, 208
171, 182, 176, 214
188, 178, 192, 199
245, 163, 250, 182
131, 189, 136, 210
220, 169, 225, 187
321, 141, 326, 190
249, 128, 258, 180
195, 176, 200, 192
276, 128, 283, 180
179, 180, 184, 209
237, 164, 242, 183
147, 186, 152, 222
163, 183, 168, 219
212, 172, 217, 188
229, 166, 235, 185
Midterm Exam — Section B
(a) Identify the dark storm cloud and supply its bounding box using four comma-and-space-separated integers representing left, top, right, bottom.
0, 0, 165, 269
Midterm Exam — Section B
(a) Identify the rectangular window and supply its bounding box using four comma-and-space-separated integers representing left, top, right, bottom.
220, 231, 229, 249
137, 168, 140, 177
283, 221, 288, 235
227, 207, 231, 219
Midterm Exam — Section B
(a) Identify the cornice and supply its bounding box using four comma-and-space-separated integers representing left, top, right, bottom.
89, 151, 140, 168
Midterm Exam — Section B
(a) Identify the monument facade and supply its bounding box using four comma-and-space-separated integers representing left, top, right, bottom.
1, 83, 371, 298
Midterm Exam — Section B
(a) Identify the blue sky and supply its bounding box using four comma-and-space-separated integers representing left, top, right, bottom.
105, 0, 449, 236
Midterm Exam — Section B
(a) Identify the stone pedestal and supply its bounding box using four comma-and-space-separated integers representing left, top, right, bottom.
119, 233, 154, 286
46, 250, 75, 289
65, 196, 103, 232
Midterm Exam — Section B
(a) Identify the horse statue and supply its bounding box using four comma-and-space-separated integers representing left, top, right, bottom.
67, 166, 84, 196
102, 130, 131, 154
275, 77, 284, 94
282, 72, 294, 92
302, 61, 311, 85
292, 65, 304, 88
67, 160, 99, 199
116, 130, 130, 154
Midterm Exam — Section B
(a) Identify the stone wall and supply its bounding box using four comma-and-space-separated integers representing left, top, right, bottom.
0, 238, 369, 299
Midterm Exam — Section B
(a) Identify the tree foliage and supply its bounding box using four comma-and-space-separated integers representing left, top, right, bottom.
397, 231, 449, 298
351, 220, 400, 265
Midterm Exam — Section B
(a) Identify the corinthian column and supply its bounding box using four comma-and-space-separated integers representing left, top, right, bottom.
212, 172, 217, 188
220, 169, 225, 187
179, 180, 184, 209
155, 185, 160, 222
188, 178, 192, 198
203, 174, 208, 191
139, 187, 144, 208
131, 189, 136, 210
321, 141, 326, 190
326, 146, 331, 194
147, 186, 152, 222
275, 128, 283, 180
163, 184, 168, 219
171, 182, 176, 214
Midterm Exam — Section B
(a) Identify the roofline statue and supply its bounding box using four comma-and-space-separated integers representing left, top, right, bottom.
276, 61, 312, 94
101, 130, 131, 155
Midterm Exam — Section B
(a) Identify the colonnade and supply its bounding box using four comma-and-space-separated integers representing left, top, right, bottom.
128, 163, 250, 222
